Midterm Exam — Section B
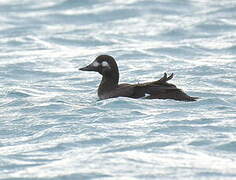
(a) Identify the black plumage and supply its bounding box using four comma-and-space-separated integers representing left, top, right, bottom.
79, 55, 197, 101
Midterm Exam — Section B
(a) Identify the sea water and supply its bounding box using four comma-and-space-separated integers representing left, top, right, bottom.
0, 0, 236, 179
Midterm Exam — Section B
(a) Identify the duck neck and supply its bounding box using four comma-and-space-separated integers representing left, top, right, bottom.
98, 73, 119, 95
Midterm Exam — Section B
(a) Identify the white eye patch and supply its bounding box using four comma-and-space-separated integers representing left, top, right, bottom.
101, 61, 110, 68
92, 61, 100, 67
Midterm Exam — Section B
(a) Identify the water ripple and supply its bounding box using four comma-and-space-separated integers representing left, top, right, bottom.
0, 0, 236, 179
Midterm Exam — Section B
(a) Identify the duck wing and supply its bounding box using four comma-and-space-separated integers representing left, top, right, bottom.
132, 73, 197, 101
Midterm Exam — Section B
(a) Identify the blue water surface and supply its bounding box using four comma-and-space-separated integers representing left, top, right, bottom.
0, 0, 236, 180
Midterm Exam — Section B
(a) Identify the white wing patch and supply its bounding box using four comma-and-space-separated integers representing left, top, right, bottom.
102, 61, 110, 68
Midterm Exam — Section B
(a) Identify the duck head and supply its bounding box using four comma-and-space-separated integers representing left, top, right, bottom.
79, 55, 119, 83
